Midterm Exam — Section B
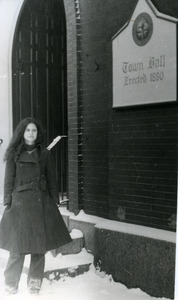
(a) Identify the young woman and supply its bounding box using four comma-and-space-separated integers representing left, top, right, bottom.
0, 117, 72, 294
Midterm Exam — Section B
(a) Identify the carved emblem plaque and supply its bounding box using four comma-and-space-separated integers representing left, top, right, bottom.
132, 12, 153, 46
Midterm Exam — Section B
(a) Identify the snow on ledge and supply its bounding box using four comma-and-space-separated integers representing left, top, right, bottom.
95, 220, 176, 243
70, 229, 83, 239
60, 208, 105, 224
60, 208, 176, 244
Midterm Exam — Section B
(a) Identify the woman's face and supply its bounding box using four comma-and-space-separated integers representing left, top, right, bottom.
24, 123, 38, 145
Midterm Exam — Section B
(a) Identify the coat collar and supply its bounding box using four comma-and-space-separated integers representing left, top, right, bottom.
18, 149, 40, 163
17, 145, 47, 163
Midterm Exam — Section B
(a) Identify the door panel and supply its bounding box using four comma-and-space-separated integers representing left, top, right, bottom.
12, 0, 67, 196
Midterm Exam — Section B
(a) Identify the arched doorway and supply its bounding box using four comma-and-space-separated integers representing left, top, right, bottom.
12, 0, 68, 199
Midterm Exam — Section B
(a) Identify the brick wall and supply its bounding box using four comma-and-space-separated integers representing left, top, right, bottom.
64, 0, 79, 213
76, 0, 139, 219
65, 0, 178, 231
109, 105, 177, 231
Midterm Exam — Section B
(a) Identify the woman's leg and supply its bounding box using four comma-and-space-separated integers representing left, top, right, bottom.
27, 254, 45, 294
4, 252, 25, 293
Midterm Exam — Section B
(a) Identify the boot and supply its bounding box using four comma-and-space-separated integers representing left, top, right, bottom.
5, 284, 18, 295
28, 278, 41, 294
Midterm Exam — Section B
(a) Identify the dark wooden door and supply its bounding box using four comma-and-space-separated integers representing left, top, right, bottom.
12, 0, 68, 196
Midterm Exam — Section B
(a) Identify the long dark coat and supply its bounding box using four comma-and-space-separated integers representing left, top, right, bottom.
0, 147, 72, 254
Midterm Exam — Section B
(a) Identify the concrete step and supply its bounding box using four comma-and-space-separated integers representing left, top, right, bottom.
43, 248, 93, 282
44, 263, 91, 282
43, 225, 92, 280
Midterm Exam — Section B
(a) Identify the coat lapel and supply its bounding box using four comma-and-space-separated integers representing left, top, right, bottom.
18, 150, 40, 164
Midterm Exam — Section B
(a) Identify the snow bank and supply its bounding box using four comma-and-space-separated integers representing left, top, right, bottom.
0, 262, 171, 300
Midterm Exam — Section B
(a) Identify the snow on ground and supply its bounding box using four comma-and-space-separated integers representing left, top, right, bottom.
0, 205, 175, 299
0, 248, 171, 300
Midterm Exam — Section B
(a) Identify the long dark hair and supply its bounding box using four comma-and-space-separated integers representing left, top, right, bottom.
4, 117, 45, 162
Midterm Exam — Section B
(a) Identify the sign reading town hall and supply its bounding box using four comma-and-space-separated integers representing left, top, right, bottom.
112, 0, 177, 107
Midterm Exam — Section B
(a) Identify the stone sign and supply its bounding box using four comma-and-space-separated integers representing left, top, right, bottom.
112, 0, 177, 107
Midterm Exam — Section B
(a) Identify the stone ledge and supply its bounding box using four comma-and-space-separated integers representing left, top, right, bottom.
69, 219, 95, 253
94, 226, 175, 299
